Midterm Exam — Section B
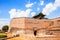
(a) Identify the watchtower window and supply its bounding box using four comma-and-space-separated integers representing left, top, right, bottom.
34, 30, 37, 36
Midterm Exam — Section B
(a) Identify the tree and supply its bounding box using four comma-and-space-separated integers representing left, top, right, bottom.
2, 25, 9, 32
33, 12, 46, 19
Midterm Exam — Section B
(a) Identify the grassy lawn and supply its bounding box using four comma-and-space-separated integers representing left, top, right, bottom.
0, 33, 7, 38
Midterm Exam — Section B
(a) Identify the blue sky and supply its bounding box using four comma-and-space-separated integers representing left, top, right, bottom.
0, 0, 60, 29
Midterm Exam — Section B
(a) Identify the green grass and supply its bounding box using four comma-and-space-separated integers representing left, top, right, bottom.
0, 33, 7, 38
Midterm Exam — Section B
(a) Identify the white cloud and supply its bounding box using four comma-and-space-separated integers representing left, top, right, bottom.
25, 3, 34, 8
37, 8, 40, 11
54, 0, 60, 7
9, 0, 60, 19
9, 8, 36, 18
9, 8, 37, 19
42, 3, 55, 15
31, 12, 36, 16
40, 1, 44, 5
9, 2, 37, 19
42, 0, 60, 15
17, 9, 32, 17
9, 9, 17, 18
25, 2, 36, 8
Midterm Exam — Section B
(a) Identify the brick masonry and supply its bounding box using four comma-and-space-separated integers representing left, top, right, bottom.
8, 17, 60, 40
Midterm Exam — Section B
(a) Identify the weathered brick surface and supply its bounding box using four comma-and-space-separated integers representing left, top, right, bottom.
25, 18, 53, 29
35, 37, 60, 40
10, 18, 25, 29
8, 17, 60, 40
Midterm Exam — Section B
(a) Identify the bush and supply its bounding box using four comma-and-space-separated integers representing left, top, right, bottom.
2, 25, 9, 32
0, 33, 7, 38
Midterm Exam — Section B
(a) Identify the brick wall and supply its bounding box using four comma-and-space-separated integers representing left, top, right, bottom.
9, 17, 60, 40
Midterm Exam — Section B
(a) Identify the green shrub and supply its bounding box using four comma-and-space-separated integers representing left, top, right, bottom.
0, 33, 7, 38
0, 35, 7, 38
